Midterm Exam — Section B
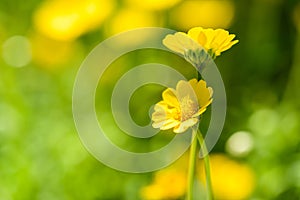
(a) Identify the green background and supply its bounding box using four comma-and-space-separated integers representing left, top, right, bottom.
1, 0, 300, 199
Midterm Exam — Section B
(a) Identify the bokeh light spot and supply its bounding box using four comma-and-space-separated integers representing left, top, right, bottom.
248, 109, 280, 136
226, 131, 254, 157
2, 35, 32, 67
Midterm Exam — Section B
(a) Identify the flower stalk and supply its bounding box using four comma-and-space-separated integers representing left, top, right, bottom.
186, 128, 198, 200
197, 129, 214, 200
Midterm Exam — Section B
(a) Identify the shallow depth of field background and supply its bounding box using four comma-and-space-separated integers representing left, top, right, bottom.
1, 0, 300, 199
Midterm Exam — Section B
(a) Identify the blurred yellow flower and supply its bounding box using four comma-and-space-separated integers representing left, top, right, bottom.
33, 0, 114, 41
141, 169, 187, 200
163, 27, 238, 59
124, 0, 182, 11
170, 0, 235, 30
140, 153, 189, 200
198, 154, 255, 200
152, 79, 213, 133
107, 8, 158, 35
30, 33, 79, 69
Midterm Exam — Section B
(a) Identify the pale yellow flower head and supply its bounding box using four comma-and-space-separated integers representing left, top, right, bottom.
152, 79, 213, 133
163, 27, 238, 62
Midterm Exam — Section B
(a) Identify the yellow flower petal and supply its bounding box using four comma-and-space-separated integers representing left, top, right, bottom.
200, 28, 216, 50
212, 29, 230, 45
189, 79, 213, 107
197, 31, 207, 49
152, 104, 167, 122
173, 118, 198, 133
162, 88, 180, 108
162, 34, 185, 54
163, 32, 201, 54
219, 37, 239, 52
187, 27, 203, 41
152, 119, 180, 130
176, 80, 198, 103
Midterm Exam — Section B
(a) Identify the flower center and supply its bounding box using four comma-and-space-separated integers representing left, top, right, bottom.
179, 95, 198, 121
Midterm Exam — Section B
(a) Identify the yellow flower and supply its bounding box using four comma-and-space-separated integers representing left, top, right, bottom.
107, 8, 157, 35
152, 79, 213, 133
169, 0, 235, 30
30, 33, 78, 69
163, 27, 238, 61
140, 153, 189, 200
188, 27, 239, 57
124, 0, 182, 11
140, 169, 187, 200
33, 0, 114, 41
198, 154, 256, 200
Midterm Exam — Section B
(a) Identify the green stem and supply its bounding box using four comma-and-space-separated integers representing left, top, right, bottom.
186, 128, 198, 200
197, 130, 214, 200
